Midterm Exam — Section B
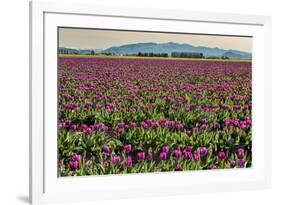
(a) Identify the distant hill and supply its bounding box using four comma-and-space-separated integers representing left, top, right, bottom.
59, 42, 252, 59
104, 42, 251, 59
222, 51, 251, 59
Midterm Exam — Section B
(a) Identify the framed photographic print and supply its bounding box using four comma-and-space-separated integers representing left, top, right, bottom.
29, 0, 272, 204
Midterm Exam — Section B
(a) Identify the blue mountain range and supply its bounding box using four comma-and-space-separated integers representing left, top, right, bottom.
59, 42, 251, 59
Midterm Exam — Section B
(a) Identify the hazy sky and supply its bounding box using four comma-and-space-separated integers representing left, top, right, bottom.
59, 28, 252, 52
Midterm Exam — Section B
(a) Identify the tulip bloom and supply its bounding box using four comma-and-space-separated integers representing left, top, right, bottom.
238, 159, 245, 168
162, 146, 169, 153
184, 146, 192, 152
130, 122, 136, 128
137, 152, 145, 160
200, 147, 207, 156
85, 127, 92, 134
70, 160, 79, 170
152, 122, 159, 129
65, 119, 71, 126
193, 152, 200, 161
146, 119, 153, 126
124, 144, 132, 153
200, 124, 207, 130
201, 118, 207, 124
240, 123, 247, 130
124, 156, 132, 167
141, 122, 148, 129
70, 124, 77, 132
176, 123, 184, 131
184, 152, 192, 160
102, 146, 110, 154
236, 148, 245, 159
159, 152, 167, 160
218, 151, 225, 160
112, 156, 121, 165
210, 165, 217, 169
71, 154, 81, 162
230, 160, 236, 168
173, 149, 182, 158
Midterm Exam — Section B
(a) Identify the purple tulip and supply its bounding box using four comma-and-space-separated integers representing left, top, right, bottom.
168, 121, 175, 128
102, 125, 109, 132
200, 124, 207, 130
210, 165, 217, 170
233, 120, 239, 127
240, 123, 247, 130
65, 119, 72, 126
70, 124, 77, 131
238, 159, 245, 168
176, 123, 184, 131
112, 156, 121, 165
162, 146, 169, 153
71, 154, 81, 162
124, 144, 132, 153
184, 152, 192, 160
130, 122, 136, 128
246, 118, 252, 126
85, 127, 92, 134
233, 105, 241, 110
152, 122, 159, 129
173, 149, 182, 158
193, 152, 200, 161
230, 159, 236, 168
221, 104, 229, 110
161, 119, 168, 127
124, 156, 132, 167
80, 124, 87, 130
69, 160, 79, 170
141, 122, 148, 129
225, 119, 232, 126
236, 148, 245, 159
146, 119, 153, 126
137, 152, 145, 160
200, 147, 207, 156
118, 122, 125, 129
218, 151, 226, 160
58, 122, 66, 129
102, 146, 110, 154
184, 145, 192, 152
201, 118, 207, 124
159, 152, 167, 160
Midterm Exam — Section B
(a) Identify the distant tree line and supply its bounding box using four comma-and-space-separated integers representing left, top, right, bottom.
98, 52, 112, 56
58, 48, 78, 54
171, 52, 204, 58
58, 48, 96, 55
59, 48, 231, 60
136, 52, 169, 57
206, 56, 230, 60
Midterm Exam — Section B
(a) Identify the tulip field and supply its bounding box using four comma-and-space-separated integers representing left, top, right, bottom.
58, 56, 252, 176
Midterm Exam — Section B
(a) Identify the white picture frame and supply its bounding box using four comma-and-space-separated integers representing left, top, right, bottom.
29, 0, 272, 204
